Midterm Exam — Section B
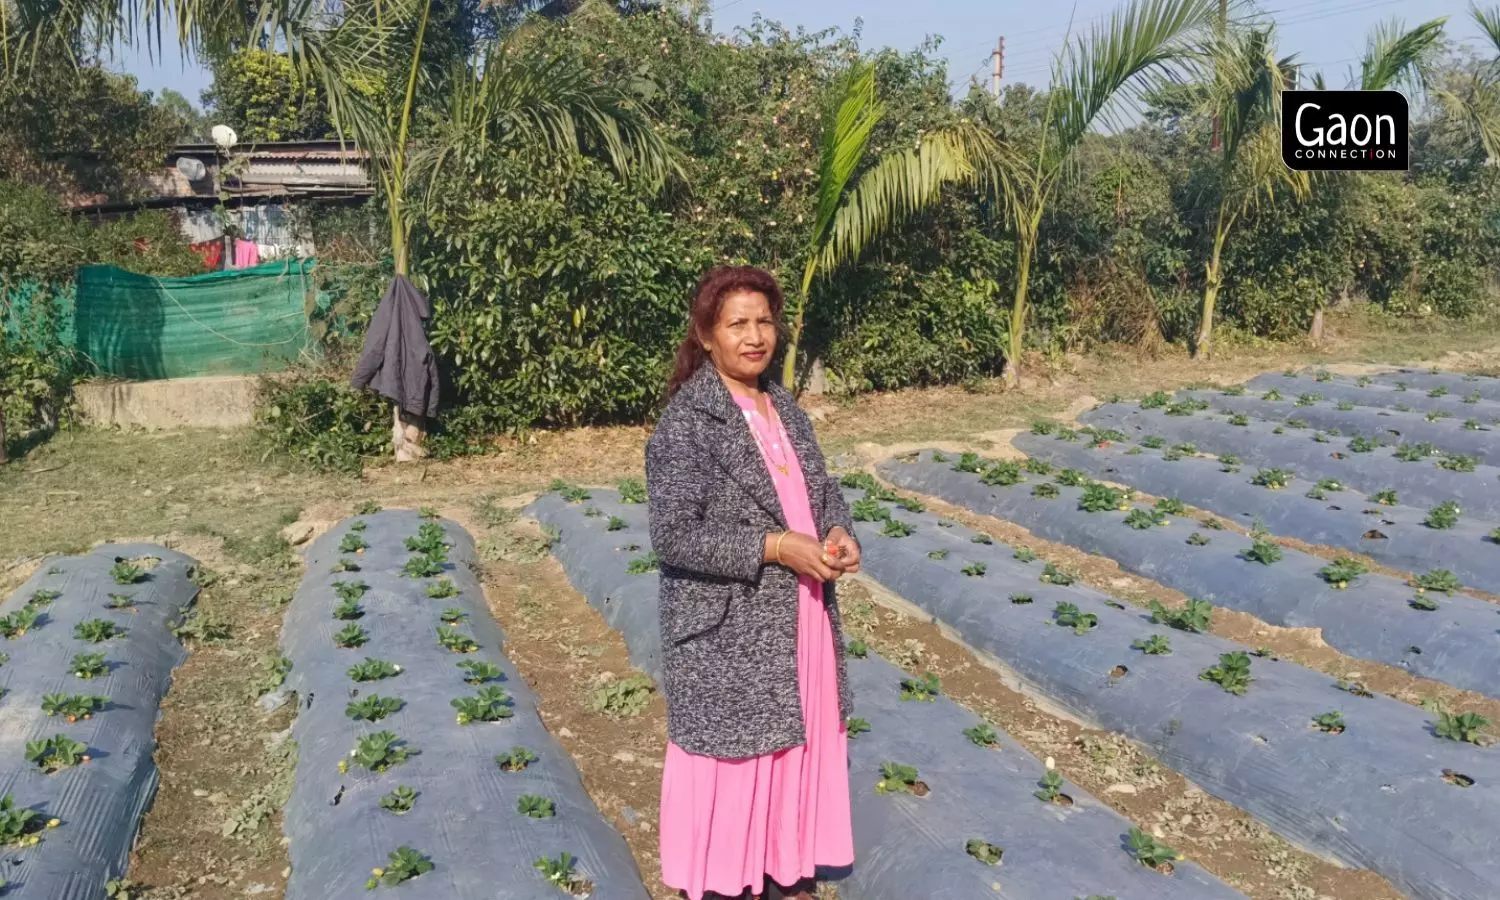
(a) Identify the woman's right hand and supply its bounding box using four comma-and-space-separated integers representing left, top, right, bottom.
764, 531, 845, 582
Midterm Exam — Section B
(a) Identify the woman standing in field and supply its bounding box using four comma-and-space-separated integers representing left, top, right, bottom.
645, 266, 861, 900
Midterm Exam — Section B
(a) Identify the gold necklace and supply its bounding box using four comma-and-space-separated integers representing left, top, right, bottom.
745, 405, 792, 476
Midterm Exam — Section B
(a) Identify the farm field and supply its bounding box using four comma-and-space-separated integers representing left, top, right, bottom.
2, 336, 1500, 899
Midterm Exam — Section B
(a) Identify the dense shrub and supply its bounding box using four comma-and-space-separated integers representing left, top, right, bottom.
254, 374, 390, 474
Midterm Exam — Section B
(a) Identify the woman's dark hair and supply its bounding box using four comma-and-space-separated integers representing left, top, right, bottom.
666, 266, 785, 397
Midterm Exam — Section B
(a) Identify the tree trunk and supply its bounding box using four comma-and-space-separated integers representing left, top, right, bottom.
1309, 307, 1325, 346
1005, 230, 1036, 388
0, 405, 8, 464
1193, 225, 1227, 361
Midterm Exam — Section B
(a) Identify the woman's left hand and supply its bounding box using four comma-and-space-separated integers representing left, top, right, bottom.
823, 527, 861, 575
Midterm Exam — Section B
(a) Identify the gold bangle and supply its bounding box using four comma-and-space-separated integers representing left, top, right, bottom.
775, 531, 788, 565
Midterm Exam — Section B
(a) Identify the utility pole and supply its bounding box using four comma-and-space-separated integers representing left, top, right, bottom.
992, 36, 1005, 98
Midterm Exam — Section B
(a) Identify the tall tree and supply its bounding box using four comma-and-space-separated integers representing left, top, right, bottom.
993, 0, 1216, 383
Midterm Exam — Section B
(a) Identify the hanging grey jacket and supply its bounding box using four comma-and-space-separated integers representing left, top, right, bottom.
350, 275, 440, 418
645, 362, 857, 759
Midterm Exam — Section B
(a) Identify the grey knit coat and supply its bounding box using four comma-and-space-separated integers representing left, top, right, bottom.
645, 363, 857, 759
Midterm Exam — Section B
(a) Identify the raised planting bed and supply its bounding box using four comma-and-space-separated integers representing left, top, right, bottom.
1367, 368, 1500, 403
1246, 371, 1500, 420
1180, 389, 1500, 467
0, 543, 199, 899
1079, 402, 1500, 520
279, 511, 647, 900
880, 450, 1500, 700
835, 484, 1500, 900
1013, 431, 1500, 595
528, 491, 1244, 900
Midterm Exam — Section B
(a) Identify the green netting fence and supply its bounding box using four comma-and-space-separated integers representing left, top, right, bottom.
72, 258, 321, 380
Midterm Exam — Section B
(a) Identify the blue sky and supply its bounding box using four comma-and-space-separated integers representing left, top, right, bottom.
115, 0, 1490, 112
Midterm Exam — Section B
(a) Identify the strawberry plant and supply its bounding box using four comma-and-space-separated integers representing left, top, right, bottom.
1055, 468, 1091, 487
1427, 411, 1452, 422
1347, 435, 1381, 453
841, 472, 880, 491
851, 498, 889, 522
1465, 391, 1483, 404
1250, 468, 1293, 490
418, 506, 440, 520
74, 619, 123, 643
1312, 431, 1331, 443
458, 660, 503, 684
41, 694, 108, 722
926, 549, 949, 561
70, 652, 107, 680
963, 723, 999, 748
1395, 442, 1437, 462
625, 551, 660, 574
1393, 403, 1411, 412
1228, 413, 1250, 426
1150, 598, 1212, 632
1240, 539, 1283, 565
1031, 420, 1058, 435
930, 450, 949, 462
875, 762, 927, 796
900, 672, 941, 702
1141, 435, 1166, 449
0, 608, 39, 639
354, 501, 381, 515
846, 717, 871, 739
1337, 401, 1355, 411
1164, 399, 1206, 416
618, 477, 647, 503
351, 731, 415, 771
1040, 564, 1075, 585
26, 589, 59, 608
338, 532, 369, 554
1410, 594, 1440, 611
1032, 483, 1060, 499
1312, 711, 1345, 734
1262, 388, 1284, 401
1218, 453, 1242, 472
110, 562, 146, 585
1336, 678, 1374, 697
365, 846, 432, 889
348, 658, 401, 682
1428, 386, 1449, 398
1080, 483, 1128, 512
1371, 488, 1399, 505
440, 608, 467, 625
1034, 770, 1070, 804
1490, 526, 1500, 543
971, 533, 993, 545
606, 515, 627, 532
25, 735, 88, 772
954, 452, 985, 473
346, 695, 403, 722
880, 518, 915, 538
1009, 593, 1034, 605
1132, 635, 1171, 655
961, 562, 987, 577
1127, 828, 1178, 873
1411, 569, 1462, 593
1314, 370, 1332, 382
590, 674, 654, 717
331, 558, 361, 573
497, 747, 538, 772
1465, 418, 1483, 430
402, 554, 445, 578
550, 479, 592, 503
333, 581, 368, 603
1013, 547, 1037, 563
1296, 392, 1323, 407
1140, 390, 1170, 409
379, 786, 417, 815
405, 523, 449, 555
1435, 711, 1491, 745
518, 795, 556, 819
424, 578, 458, 599
980, 461, 1024, 486
534, 852, 591, 895
965, 839, 1003, 866
333, 598, 364, 621
1200, 652, 1254, 695
1394, 381, 1409, 391
1271, 426, 1285, 434
453, 686, 515, 725
1053, 602, 1097, 635
104, 594, 134, 610
1123, 508, 1167, 530
0, 794, 45, 847
1154, 498, 1186, 516
1438, 454, 1478, 472
1356, 376, 1372, 387
1024, 457, 1054, 474
1186, 532, 1210, 546
334, 624, 369, 649
436, 626, 478, 654
1318, 558, 1368, 589
1222, 384, 1247, 396
1425, 501, 1461, 529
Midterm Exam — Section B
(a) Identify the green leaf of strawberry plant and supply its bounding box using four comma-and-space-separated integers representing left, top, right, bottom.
1262, 389, 1284, 401
351, 731, 415, 771
440, 608, 467, 625
346, 695, 403, 722
497, 747, 538, 772
1250, 468, 1293, 490
589, 674, 655, 718
1013, 547, 1037, 563
1054, 468, 1091, 487
875, 762, 925, 795
927, 549, 949, 561
961, 562, 987, 577
1034, 769, 1070, 804
404, 523, 449, 556
1052, 602, 1098, 635
846, 717, 871, 739
333, 581, 368, 603
1337, 401, 1355, 411
1371, 489, 1399, 505
25, 589, 59, 608
458, 660, 503, 684
104, 594, 134, 610
1435, 711, 1491, 745
1132, 635, 1171, 655
436, 626, 478, 654
402, 554, 445, 578
879, 518, 915, 538
347, 658, 401, 682
533, 852, 590, 895
847, 639, 869, 659
24, 735, 88, 773
74, 619, 123, 643
618, 478, 647, 503
606, 515, 627, 532
1150, 599, 1212, 632
110, 562, 145, 585
953, 452, 985, 473
1395, 442, 1437, 462
1312, 711, 1345, 734
334, 624, 369, 649
625, 552, 660, 575
1024, 457, 1053, 474
0, 793, 45, 847
425, 578, 458, 599
1438, 454, 1478, 473
966, 839, 1003, 866
1296, 393, 1322, 407
1140, 390, 1170, 409
333, 598, 364, 621
1154, 498, 1186, 516
549, 480, 591, 503
1426, 501, 1461, 529
1228, 413, 1249, 426
1141, 435, 1166, 449
367, 846, 432, 889
1318, 557, 1368, 589
1428, 386, 1449, 398
963, 722, 999, 748
1127, 827, 1178, 873
1411, 569, 1462, 593
899, 672, 941, 702
1009, 593, 1034, 605
0, 608, 40, 639
353, 501, 380, 515
41, 693, 109, 722
1079, 483, 1128, 512
70, 653, 107, 680
379, 786, 417, 815
1200, 652, 1254, 695
518, 795, 555, 819
970, 533, 993, 545
1186, 532, 1211, 546
1410, 594, 1440, 611
1240, 539, 1283, 565
1032, 482, 1061, 499
338, 533, 369, 555
331, 557, 361, 573
1123, 508, 1167, 530
1039, 564, 1075, 586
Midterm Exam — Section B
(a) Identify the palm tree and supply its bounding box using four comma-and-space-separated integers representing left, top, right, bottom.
1190, 25, 1307, 360
1422, 5, 1500, 166
993, 0, 1217, 383
781, 58, 1008, 389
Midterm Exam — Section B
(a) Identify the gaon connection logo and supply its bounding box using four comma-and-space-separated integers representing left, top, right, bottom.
1281, 90, 1409, 171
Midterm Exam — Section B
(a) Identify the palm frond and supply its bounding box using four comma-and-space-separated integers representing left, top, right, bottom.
1226, 123, 1308, 215
1473, 3, 1500, 57
1356, 16, 1447, 92
1050, 0, 1218, 158
805, 60, 885, 275
1205, 27, 1290, 167
1431, 79, 1500, 162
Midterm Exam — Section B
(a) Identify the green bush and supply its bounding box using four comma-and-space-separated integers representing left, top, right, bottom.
255, 374, 389, 474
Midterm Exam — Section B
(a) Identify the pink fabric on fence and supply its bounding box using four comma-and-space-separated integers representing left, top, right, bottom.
658, 391, 853, 900
231, 239, 260, 269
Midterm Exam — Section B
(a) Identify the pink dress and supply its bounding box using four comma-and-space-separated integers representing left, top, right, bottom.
658, 393, 854, 899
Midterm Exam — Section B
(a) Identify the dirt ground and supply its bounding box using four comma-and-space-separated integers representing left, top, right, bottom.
2, 312, 1498, 898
